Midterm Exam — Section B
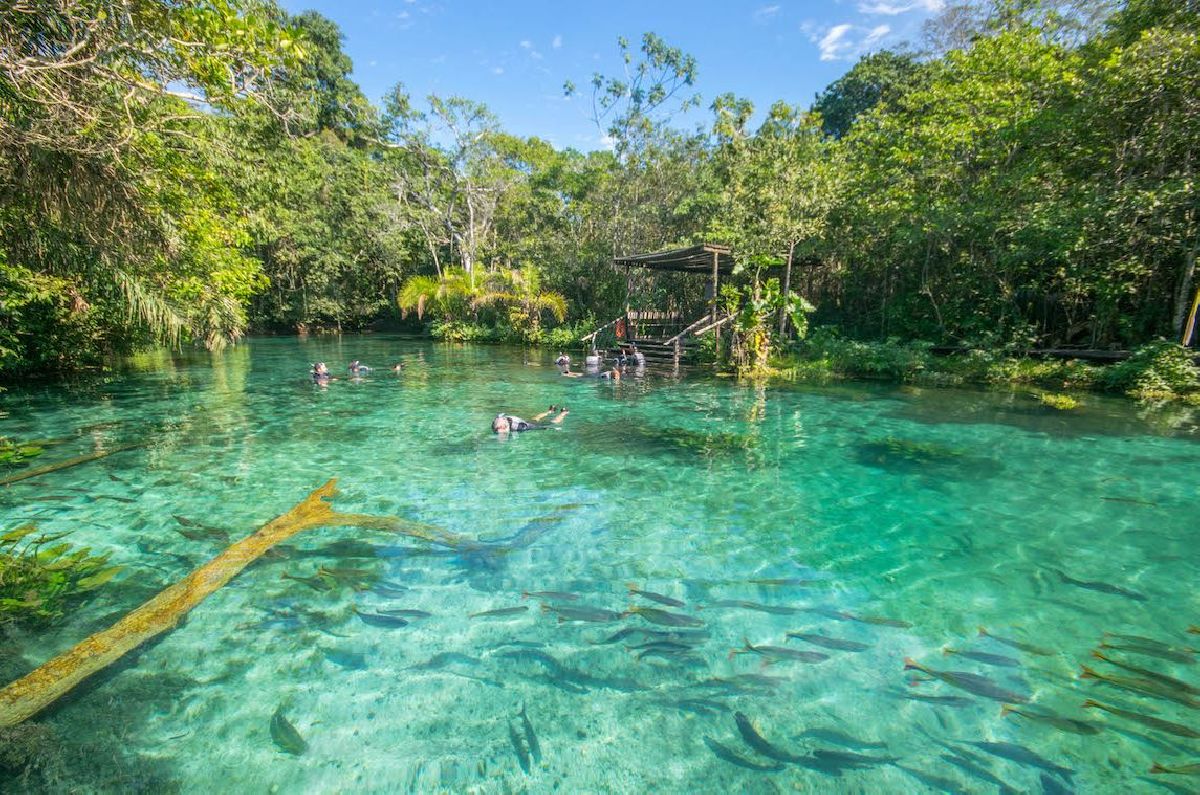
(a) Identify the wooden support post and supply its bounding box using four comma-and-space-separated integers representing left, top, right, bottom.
711, 250, 719, 324
711, 250, 723, 359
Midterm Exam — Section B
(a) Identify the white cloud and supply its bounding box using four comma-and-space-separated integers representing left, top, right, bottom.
858, 0, 943, 14
864, 24, 891, 45
753, 4, 781, 22
492, 66, 504, 75
520, 39, 532, 49
817, 24, 853, 60
809, 21, 893, 60
552, 34, 563, 49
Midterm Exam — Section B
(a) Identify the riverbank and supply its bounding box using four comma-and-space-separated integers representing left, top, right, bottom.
769, 331, 1200, 405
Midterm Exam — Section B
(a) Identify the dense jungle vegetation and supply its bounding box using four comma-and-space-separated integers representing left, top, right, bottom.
1, 0, 1197, 395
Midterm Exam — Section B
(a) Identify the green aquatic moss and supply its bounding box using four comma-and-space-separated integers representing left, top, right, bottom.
0, 524, 122, 627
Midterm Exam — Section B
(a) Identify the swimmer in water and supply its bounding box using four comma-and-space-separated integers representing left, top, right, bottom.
311, 362, 332, 382
555, 352, 571, 367
348, 360, 372, 374
491, 406, 569, 433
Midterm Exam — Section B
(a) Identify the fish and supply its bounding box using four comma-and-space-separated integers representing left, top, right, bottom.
786, 633, 869, 652
808, 748, 898, 772
1052, 568, 1147, 602
1083, 699, 1200, 738
1100, 640, 1196, 666
967, 740, 1075, 781
1190, 627, 1199, 635
318, 565, 376, 585
281, 572, 332, 592
798, 729, 887, 751
843, 612, 912, 628
672, 698, 730, 716
1079, 664, 1200, 707
697, 675, 786, 694
1001, 705, 1102, 735
940, 752, 1018, 793
269, 707, 307, 755
522, 590, 579, 601
470, 606, 529, 618
891, 690, 975, 708
705, 599, 799, 615
1150, 762, 1200, 776
703, 735, 785, 771
1101, 496, 1158, 506
731, 640, 828, 664
95, 494, 135, 503
354, 610, 409, 628
978, 626, 1054, 656
508, 720, 531, 774
897, 764, 964, 793
518, 705, 542, 764
944, 647, 1021, 668
639, 649, 705, 666
903, 658, 1030, 703
541, 604, 622, 623
1092, 651, 1200, 696
627, 583, 685, 607
408, 652, 482, 671
734, 712, 808, 764
597, 627, 642, 645
377, 608, 431, 619
610, 627, 709, 646
1040, 772, 1073, 794
371, 582, 409, 597
747, 578, 819, 587
630, 641, 695, 655
623, 605, 704, 627
321, 648, 367, 670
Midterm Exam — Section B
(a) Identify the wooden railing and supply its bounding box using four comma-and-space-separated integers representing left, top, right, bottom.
581, 315, 625, 346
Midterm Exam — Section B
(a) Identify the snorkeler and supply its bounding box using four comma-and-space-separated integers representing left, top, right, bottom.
348, 360, 372, 374
599, 367, 621, 381
311, 362, 332, 382
492, 406, 569, 433
555, 352, 571, 367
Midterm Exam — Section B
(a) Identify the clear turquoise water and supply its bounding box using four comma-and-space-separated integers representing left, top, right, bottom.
1, 336, 1197, 793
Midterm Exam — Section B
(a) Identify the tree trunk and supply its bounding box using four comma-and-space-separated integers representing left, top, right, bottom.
778, 239, 795, 337
1173, 238, 1198, 335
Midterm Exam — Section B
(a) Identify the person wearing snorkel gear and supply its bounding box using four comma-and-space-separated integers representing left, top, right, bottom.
311, 362, 332, 382
491, 406, 569, 433
348, 360, 372, 374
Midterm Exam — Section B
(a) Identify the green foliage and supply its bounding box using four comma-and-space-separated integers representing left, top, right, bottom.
1103, 340, 1200, 398
811, 51, 926, 138
0, 524, 122, 627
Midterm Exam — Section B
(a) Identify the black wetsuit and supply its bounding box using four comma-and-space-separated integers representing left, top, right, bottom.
498, 414, 543, 432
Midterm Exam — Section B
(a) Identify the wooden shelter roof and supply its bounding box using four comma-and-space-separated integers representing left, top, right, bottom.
613, 243, 735, 275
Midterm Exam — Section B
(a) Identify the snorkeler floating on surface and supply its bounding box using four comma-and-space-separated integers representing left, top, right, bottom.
492, 406, 569, 433
348, 360, 372, 374
311, 362, 332, 382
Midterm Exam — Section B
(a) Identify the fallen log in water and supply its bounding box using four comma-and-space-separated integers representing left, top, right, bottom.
0, 444, 145, 487
0, 478, 471, 727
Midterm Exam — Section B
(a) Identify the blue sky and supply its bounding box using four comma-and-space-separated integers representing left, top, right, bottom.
277, 0, 945, 150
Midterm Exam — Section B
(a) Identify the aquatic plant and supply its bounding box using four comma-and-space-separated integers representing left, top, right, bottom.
0, 524, 121, 627
0, 439, 44, 469
1037, 392, 1079, 411
859, 437, 966, 464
